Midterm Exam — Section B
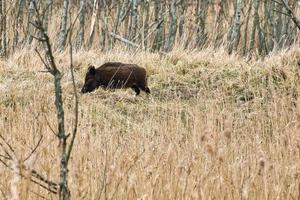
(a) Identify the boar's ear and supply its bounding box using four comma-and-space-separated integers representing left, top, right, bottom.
88, 65, 96, 75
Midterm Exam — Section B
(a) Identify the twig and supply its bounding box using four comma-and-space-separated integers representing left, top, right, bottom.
0, 157, 58, 194
0, 186, 8, 200
30, 177, 58, 194
31, 170, 58, 191
65, 10, 81, 42
30, 190, 51, 200
272, 0, 283, 5
37, 70, 51, 73
43, 114, 59, 137
66, 14, 79, 165
41, 1, 53, 25
35, 48, 52, 73
272, 0, 300, 30
0, 154, 10, 160
0, 158, 10, 168
32, 1, 59, 74
31, 34, 46, 42
0, 143, 12, 159
29, 21, 43, 30
23, 135, 43, 162
273, 9, 290, 17
0, 135, 14, 154
110, 32, 139, 48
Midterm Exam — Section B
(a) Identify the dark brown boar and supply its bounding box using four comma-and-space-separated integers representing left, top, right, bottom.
81, 62, 150, 95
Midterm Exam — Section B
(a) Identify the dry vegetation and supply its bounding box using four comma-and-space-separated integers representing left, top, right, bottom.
0, 46, 299, 199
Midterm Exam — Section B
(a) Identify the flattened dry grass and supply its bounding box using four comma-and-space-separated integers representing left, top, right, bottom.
0, 47, 300, 199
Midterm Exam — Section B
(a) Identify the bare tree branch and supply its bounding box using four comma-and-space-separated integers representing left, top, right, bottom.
66, 11, 79, 165
273, 9, 290, 17
30, 190, 51, 200
274, 0, 300, 30
35, 48, 52, 73
0, 136, 58, 194
0, 154, 10, 160
23, 135, 43, 162
0, 134, 15, 154
0, 186, 8, 200
43, 114, 59, 137
31, 1, 69, 198
110, 32, 139, 48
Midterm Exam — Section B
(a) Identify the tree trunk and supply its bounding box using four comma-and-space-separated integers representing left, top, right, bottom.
242, 0, 252, 56
257, 21, 268, 56
89, 0, 98, 48
263, 0, 273, 52
141, 0, 150, 50
44, 0, 53, 33
58, 0, 69, 51
213, 0, 226, 48
76, 0, 85, 50
152, 0, 162, 51
274, 3, 283, 49
99, 0, 107, 51
129, 0, 138, 43
195, 0, 209, 49
165, 0, 177, 51
178, 0, 186, 39
12, 0, 25, 52
249, 0, 259, 55
228, 0, 242, 54
0, 0, 6, 56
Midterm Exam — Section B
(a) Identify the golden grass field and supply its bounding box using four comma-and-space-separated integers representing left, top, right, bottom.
0, 47, 300, 199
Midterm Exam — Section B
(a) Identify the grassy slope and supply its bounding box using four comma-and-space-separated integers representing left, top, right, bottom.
0, 47, 300, 199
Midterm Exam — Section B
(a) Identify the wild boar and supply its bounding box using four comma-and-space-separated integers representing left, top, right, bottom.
81, 62, 150, 95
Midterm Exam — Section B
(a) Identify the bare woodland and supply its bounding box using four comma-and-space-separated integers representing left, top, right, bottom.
0, 0, 299, 57
0, 1, 300, 200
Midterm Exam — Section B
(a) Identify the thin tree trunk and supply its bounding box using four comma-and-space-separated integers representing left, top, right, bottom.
257, 21, 268, 56
249, 0, 259, 55
141, 0, 150, 50
58, 0, 69, 51
178, 0, 186, 39
195, 0, 209, 49
111, 0, 122, 47
44, 0, 53, 33
280, 15, 288, 48
118, 0, 131, 44
152, 0, 162, 51
129, 0, 138, 42
165, 0, 177, 51
12, 0, 25, 52
76, 0, 85, 50
274, 2, 283, 49
99, 0, 107, 50
0, 0, 2, 53
89, 0, 98, 48
213, 0, 226, 48
1, 0, 6, 56
160, 0, 166, 50
242, 0, 252, 56
120, 0, 130, 22
228, 0, 242, 54
264, 0, 274, 52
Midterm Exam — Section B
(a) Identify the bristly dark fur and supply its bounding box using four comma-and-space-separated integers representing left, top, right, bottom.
81, 62, 151, 95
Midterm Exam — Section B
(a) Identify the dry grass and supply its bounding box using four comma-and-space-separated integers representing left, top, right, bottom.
0, 46, 300, 200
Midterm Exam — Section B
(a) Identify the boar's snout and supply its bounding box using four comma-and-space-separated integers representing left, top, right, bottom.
81, 86, 87, 93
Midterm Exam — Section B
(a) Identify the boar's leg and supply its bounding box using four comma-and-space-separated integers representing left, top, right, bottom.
132, 85, 140, 96
144, 87, 150, 94
138, 84, 151, 94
